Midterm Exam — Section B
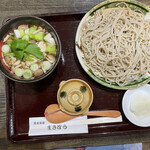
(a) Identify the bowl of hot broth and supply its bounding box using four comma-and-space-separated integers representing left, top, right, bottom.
0, 16, 61, 83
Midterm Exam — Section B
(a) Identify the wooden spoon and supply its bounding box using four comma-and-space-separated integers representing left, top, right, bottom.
44, 104, 60, 115
44, 104, 121, 123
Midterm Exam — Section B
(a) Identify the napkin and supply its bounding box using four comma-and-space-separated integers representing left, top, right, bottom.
28, 116, 122, 136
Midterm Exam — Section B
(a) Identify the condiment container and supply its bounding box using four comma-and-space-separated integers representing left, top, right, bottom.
57, 79, 93, 115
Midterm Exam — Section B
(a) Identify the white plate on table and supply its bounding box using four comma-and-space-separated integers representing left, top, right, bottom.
122, 84, 150, 127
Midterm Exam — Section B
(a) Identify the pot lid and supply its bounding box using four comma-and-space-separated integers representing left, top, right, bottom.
57, 79, 93, 115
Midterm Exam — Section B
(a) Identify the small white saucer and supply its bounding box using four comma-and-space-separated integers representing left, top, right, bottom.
122, 84, 150, 127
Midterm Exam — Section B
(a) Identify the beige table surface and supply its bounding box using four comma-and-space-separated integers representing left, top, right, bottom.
1, 0, 150, 150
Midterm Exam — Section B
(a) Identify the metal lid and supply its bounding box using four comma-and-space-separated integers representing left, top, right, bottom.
57, 79, 93, 115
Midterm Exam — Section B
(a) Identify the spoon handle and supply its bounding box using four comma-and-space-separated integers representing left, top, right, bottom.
87, 110, 121, 118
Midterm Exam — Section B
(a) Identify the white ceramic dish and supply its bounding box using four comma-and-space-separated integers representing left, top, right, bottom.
122, 84, 150, 127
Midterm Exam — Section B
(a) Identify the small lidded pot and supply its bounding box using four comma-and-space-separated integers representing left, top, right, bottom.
57, 79, 93, 115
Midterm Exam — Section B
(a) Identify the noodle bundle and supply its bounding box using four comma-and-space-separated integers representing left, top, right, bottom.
80, 7, 150, 86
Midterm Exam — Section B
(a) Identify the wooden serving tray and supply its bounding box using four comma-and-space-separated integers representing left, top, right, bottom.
5, 12, 150, 143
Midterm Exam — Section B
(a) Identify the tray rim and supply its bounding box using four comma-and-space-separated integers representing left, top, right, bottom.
2, 11, 87, 27
4, 11, 150, 144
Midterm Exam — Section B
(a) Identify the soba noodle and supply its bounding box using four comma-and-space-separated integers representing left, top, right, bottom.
80, 7, 150, 86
